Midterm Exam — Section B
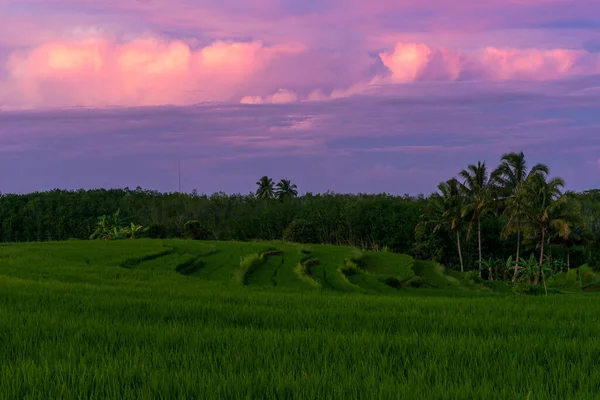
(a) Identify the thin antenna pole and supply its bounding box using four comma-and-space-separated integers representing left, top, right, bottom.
178, 158, 181, 193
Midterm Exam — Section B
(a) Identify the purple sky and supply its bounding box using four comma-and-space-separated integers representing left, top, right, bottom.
0, 0, 599, 195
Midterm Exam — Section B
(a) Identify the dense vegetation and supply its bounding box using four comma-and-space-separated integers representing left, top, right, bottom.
1, 240, 599, 399
0, 153, 598, 275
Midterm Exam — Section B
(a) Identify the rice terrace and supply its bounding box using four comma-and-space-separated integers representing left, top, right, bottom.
2, 163, 600, 399
3, 0, 600, 397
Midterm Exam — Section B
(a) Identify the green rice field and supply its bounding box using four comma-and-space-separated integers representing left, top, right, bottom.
1, 239, 599, 399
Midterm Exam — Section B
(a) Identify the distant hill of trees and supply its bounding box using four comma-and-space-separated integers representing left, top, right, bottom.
0, 153, 598, 275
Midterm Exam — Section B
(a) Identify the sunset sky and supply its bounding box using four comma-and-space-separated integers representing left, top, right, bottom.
1, 0, 599, 194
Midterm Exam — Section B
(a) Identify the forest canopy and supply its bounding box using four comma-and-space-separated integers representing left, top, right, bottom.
0, 153, 598, 273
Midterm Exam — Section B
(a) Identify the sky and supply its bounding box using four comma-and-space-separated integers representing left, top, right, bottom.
0, 0, 599, 195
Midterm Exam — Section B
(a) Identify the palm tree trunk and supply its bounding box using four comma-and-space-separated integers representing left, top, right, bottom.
512, 229, 521, 281
537, 229, 545, 285
456, 231, 464, 273
477, 216, 482, 278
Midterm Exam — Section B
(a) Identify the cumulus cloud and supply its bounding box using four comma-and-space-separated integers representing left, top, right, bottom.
2, 32, 600, 109
378, 43, 433, 83
240, 89, 298, 104
376, 43, 596, 84
479, 47, 586, 80
255, 42, 599, 104
1, 36, 304, 108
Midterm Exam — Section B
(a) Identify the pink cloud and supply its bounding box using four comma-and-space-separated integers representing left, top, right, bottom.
0, 30, 600, 108
240, 89, 299, 104
2, 35, 304, 108
378, 43, 464, 83
379, 43, 432, 83
287, 43, 599, 103
376, 43, 595, 84
480, 47, 586, 80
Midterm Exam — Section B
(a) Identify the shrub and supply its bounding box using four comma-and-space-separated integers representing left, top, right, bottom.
283, 219, 318, 244
143, 224, 168, 239
183, 220, 210, 240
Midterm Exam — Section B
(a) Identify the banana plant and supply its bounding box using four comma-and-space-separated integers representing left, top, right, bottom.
477, 257, 495, 281
111, 226, 125, 240
518, 254, 539, 283
496, 256, 514, 280
89, 215, 112, 240
551, 258, 566, 274
90, 209, 142, 240
122, 223, 145, 239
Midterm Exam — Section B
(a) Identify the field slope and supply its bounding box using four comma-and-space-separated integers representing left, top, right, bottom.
0, 239, 599, 399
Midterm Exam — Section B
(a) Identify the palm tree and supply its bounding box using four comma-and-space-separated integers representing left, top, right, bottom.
275, 179, 298, 200
459, 161, 494, 277
421, 178, 466, 272
255, 176, 275, 200
548, 194, 585, 271
522, 173, 566, 284
491, 152, 549, 280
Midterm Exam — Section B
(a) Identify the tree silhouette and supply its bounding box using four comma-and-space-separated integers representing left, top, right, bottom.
255, 176, 275, 200
459, 161, 493, 277
275, 179, 298, 200
492, 151, 549, 280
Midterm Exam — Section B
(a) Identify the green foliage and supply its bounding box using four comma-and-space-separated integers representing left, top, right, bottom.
237, 253, 266, 285
3, 239, 600, 398
275, 179, 298, 200
143, 223, 168, 239
0, 152, 597, 277
550, 264, 600, 292
120, 248, 175, 269
512, 282, 561, 296
175, 257, 206, 276
256, 176, 275, 200
339, 256, 365, 278
0, 189, 424, 256
294, 258, 321, 288
90, 209, 145, 240
283, 219, 318, 244
183, 220, 211, 240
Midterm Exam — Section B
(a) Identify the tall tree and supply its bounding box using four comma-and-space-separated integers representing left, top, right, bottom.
275, 179, 298, 200
548, 193, 585, 271
459, 161, 493, 277
522, 174, 566, 284
255, 176, 275, 200
492, 152, 549, 280
420, 179, 466, 272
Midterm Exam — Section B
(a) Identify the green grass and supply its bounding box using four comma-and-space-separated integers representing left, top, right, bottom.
1, 239, 599, 399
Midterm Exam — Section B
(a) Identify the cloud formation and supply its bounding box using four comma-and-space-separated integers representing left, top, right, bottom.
240, 89, 299, 104
0, 0, 599, 194
3, 32, 598, 109
2, 80, 599, 194
2, 36, 304, 108
1, 0, 600, 109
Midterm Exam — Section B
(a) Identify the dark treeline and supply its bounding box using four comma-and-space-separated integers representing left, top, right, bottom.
0, 156, 599, 273
0, 188, 423, 254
